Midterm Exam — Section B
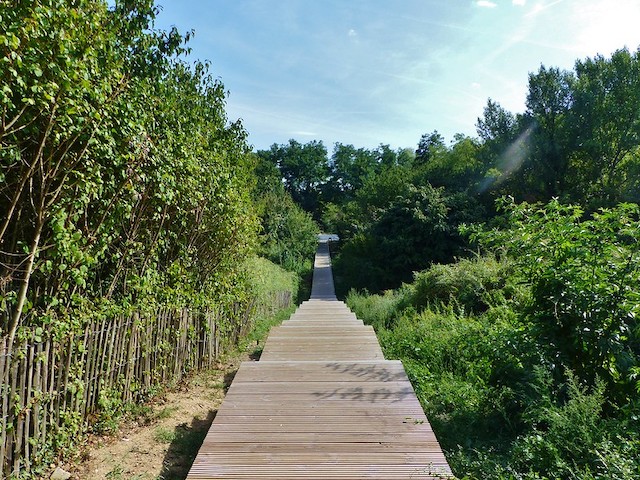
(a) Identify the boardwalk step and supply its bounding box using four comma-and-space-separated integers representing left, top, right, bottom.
187, 240, 452, 479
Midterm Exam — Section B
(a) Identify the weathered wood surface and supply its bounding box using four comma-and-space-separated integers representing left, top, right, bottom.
187, 240, 452, 479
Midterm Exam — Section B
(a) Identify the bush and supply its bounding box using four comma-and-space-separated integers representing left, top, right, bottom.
334, 186, 483, 294
345, 288, 404, 330
405, 255, 517, 314
345, 221, 640, 479
472, 199, 640, 402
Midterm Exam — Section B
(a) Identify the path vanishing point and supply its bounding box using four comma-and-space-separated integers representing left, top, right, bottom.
186, 239, 452, 479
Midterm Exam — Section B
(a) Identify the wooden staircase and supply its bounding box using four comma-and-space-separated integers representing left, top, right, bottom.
186, 240, 452, 479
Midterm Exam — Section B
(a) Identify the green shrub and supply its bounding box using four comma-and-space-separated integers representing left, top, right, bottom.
472, 199, 640, 402
257, 188, 319, 277
334, 186, 485, 294
345, 289, 403, 329
504, 369, 640, 480
346, 236, 640, 479
405, 255, 518, 314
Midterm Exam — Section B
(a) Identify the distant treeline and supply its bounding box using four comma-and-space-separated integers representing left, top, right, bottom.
258, 46, 640, 292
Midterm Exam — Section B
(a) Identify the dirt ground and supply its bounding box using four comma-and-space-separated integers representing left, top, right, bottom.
67, 353, 248, 480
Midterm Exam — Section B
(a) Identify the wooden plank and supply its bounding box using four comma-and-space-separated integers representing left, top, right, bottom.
188, 464, 451, 480
269, 325, 375, 332
205, 422, 434, 435
259, 351, 386, 361
263, 337, 380, 344
190, 442, 448, 455
263, 339, 381, 347
215, 402, 426, 414
280, 322, 364, 327
266, 334, 378, 340
232, 360, 408, 382
188, 452, 446, 463
227, 380, 417, 393
211, 415, 431, 426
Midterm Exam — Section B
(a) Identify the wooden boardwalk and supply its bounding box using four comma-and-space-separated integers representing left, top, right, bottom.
187, 241, 452, 479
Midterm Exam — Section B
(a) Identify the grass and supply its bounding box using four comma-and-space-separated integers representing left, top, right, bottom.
241, 304, 296, 359
154, 406, 179, 421
153, 426, 176, 444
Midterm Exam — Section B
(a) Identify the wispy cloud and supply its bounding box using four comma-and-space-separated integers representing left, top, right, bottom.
154, 0, 640, 151
526, 0, 564, 18
292, 130, 318, 137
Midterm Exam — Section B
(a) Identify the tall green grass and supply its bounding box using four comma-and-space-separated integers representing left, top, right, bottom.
244, 255, 299, 303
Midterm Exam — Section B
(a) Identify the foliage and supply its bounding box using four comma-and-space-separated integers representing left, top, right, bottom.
570, 48, 640, 205
405, 254, 518, 315
474, 47, 640, 207
256, 139, 329, 215
471, 199, 640, 403
0, 0, 257, 346
243, 256, 299, 306
334, 186, 485, 294
417, 134, 484, 192
0, 1, 300, 476
346, 240, 640, 479
523, 65, 574, 199
95, 386, 125, 435
256, 190, 318, 278
415, 130, 446, 166
325, 143, 379, 200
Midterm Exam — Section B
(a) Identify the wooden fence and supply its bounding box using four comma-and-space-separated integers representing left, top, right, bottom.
0, 291, 292, 478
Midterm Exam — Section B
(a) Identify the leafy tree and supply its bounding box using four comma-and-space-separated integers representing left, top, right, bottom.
0, 0, 257, 347
415, 130, 446, 166
335, 185, 481, 292
475, 99, 519, 191
354, 162, 416, 223
570, 47, 640, 205
327, 143, 377, 197
0, 0, 164, 344
320, 200, 361, 241
253, 150, 286, 197
368, 184, 453, 286
523, 65, 574, 199
258, 139, 329, 215
477, 99, 518, 144
419, 134, 483, 192
258, 190, 318, 276
251, 152, 319, 278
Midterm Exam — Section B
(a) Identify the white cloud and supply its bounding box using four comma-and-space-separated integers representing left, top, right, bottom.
477, 1, 498, 7
348, 29, 357, 37
569, 0, 640, 57
513, 0, 526, 5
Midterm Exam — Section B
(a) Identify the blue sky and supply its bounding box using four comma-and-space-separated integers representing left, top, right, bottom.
151, 0, 640, 152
